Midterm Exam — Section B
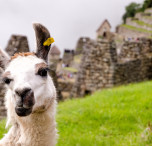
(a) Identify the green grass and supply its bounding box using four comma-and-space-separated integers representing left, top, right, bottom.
63, 67, 78, 73
143, 16, 152, 20
0, 120, 7, 138
1, 81, 152, 145
74, 55, 82, 63
121, 24, 152, 34
133, 20, 152, 28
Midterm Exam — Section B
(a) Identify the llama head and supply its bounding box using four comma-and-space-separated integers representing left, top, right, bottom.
1, 23, 56, 117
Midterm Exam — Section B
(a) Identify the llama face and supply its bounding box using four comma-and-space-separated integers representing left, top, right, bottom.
3, 55, 54, 116
1, 23, 56, 117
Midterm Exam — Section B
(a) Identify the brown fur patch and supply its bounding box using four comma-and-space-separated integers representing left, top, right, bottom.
35, 62, 48, 73
3, 71, 11, 78
11, 52, 35, 60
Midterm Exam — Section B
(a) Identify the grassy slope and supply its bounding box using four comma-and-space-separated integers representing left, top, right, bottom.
121, 24, 152, 34
0, 120, 7, 139
133, 20, 152, 28
63, 67, 78, 73
1, 81, 152, 145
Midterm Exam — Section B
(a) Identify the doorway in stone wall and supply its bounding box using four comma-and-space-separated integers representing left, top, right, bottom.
85, 90, 91, 96
103, 32, 107, 38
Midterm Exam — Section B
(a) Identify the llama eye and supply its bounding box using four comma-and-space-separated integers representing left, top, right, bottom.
3, 78, 12, 84
37, 68, 48, 77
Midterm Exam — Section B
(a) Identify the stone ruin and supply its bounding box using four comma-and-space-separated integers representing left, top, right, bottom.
0, 68, 6, 119
49, 46, 63, 100
75, 37, 90, 55
62, 49, 75, 67
0, 49, 9, 119
1, 32, 152, 112
5, 35, 30, 56
71, 38, 152, 97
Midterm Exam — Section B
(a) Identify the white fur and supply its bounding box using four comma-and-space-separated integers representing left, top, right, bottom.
0, 55, 57, 146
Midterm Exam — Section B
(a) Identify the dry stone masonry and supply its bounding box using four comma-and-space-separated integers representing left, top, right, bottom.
5, 35, 30, 56
0, 67, 6, 119
71, 38, 152, 97
71, 40, 117, 97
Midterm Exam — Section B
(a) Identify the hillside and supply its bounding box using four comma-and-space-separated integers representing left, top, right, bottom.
1, 81, 152, 145
117, 8, 152, 39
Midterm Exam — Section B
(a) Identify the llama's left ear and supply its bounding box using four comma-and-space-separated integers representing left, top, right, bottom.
33, 23, 51, 62
0, 49, 10, 70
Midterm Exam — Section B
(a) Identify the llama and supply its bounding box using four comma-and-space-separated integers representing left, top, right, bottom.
0, 23, 57, 146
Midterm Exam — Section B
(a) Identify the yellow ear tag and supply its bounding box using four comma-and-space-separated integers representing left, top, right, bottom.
43, 37, 55, 46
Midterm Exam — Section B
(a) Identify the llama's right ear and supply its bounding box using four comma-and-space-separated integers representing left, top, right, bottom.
0, 49, 10, 70
33, 23, 51, 62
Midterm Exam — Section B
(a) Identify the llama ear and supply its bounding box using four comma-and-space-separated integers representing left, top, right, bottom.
33, 23, 51, 62
0, 49, 10, 70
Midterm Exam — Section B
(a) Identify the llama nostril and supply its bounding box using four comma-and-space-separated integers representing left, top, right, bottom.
15, 88, 32, 98
22, 88, 31, 97
15, 90, 20, 96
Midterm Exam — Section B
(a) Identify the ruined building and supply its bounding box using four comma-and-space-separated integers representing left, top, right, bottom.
5, 35, 30, 56
71, 38, 152, 97
49, 45, 61, 72
62, 49, 75, 67
48, 45, 62, 100
96, 19, 115, 40
75, 37, 90, 55
0, 49, 9, 119
116, 8, 152, 39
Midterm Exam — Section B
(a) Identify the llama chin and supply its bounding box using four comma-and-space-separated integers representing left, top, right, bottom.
0, 23, 57, 146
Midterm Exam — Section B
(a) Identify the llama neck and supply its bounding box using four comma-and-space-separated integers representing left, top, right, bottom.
17, 107, 57, 146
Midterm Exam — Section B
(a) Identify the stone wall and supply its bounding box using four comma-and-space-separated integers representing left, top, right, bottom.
49, 59, 63, 101
114, 39, 152, 85
137, 16, 152, 25
116, 26, 150, 39
58, 79, 74, 100
96, 20, 111, 39
117, 8, 152, 39
71, 40, 117, 97
0, 49, 9, 119
145, 8, 152, 14
0, 67, 6, 119
71, 39, 152, 97
113, 58, 152, 85
75, 37, 90, 55
126, 20, 152, 31
63, 49, 75, 67
5, 35, 30, 56
118, 39, 152, 61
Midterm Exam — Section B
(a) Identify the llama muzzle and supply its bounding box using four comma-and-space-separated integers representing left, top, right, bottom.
15, 88, 35, 116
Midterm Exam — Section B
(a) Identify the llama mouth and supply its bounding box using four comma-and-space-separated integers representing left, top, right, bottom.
15, 107, 32, 117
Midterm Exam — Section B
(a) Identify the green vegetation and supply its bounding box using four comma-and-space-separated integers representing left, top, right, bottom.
1, 81, 152, 145
63, 67, 78, 73
142, 0, 152, 11
0, 120, 7, 138
123, 2, 141, 23
121, 24, 152, 34
123, 0, 152, 23
74, 55, 82, 63
133, 20, 152, 28
143, 15, 152, 19
98, 35, 104, 39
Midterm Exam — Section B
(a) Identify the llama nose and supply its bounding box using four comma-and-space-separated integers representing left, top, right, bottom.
15, 88, 32, 98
